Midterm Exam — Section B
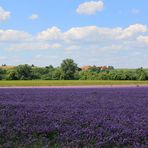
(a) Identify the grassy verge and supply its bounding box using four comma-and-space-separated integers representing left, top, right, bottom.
0, 80, 148, 87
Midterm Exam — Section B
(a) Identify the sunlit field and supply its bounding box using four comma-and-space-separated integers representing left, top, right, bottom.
0, 80, 148, 87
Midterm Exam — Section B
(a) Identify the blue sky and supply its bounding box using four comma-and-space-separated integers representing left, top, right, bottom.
0, 0, 148, 68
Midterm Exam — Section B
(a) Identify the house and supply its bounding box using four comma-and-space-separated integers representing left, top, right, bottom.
99, 66, 108, 70
81, 66, 91, 71
81, 65, 110, 71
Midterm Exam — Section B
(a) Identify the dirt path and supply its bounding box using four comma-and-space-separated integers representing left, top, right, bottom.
0, 84, 148, 89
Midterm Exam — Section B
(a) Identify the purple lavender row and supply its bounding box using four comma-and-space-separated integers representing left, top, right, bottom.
0, 87, 148, 147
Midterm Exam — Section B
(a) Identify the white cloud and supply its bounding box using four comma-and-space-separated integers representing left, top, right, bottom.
0, 29, 31, 41
1, 24, 148, 54
137, 35, 148, 44
0, 6, 11, 21
29, 14, 39, 20
37, 26, 62, 41
7, 43, 50, 51
76, 1, 104, 15
65, 45, 80, 51
63, 24, 147, 43
117, 24, 147, 39
7, 42, 61, 51
1, 24, 148, 67
50, 43, 61, 49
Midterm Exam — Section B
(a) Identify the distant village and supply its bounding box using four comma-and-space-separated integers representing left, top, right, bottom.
81, 66, 113, 71
1, 64, 114, 71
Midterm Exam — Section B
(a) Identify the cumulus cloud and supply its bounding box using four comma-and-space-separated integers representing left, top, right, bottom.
1, 24, 143, 44
37, 27, 62, 41
1, 23, 148, 67
1, 24, 148, 54
63, 24, 147, 43
29, 14, 39, 20
137, 35, 148, 44
0, 29, 31, 41
0, 6, 11, 21
76, 1, 104, 15
117, 24, 147, 39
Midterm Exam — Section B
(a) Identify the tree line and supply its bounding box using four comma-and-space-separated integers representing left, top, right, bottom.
0, 59, 148, 80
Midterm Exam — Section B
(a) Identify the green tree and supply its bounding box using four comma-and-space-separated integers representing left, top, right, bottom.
0, 68, 6, 80
88, 66, 101, 73
108, 66, 114, 70
79, 71, 99, 80
16, 64, 32, 80
32, 66, 55, 80
136, 67, 147, 80
6, 70, 18, 80
60, 59, 78, 80
52, 68, 62, 80
0, 69, 3, 80
98, 72, 109, 80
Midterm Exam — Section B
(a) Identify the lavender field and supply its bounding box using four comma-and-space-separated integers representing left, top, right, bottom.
0, 87, 148, 147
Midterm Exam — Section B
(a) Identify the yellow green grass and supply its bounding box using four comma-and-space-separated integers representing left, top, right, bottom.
0, 80, 148, 87
0, 66, 15, 70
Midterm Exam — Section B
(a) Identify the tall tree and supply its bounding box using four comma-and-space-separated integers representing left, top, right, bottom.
136, 67, 147, 80
60, 59, 78, 80
16, 64, 32, 80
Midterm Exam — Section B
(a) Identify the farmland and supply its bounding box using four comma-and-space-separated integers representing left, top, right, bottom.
0, 87, 147, 147
0, 80, 148, 87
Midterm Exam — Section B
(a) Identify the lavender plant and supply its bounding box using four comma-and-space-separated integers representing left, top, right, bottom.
0, 87, 147, 147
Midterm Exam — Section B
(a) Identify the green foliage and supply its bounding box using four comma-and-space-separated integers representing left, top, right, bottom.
0, 68, 6, 80
108, 70, 137, 80
98, 72, 109, 80
0, 69, 3, 80
79, 71, 99, 80
108, 66, 114, 70
6, 70, 18, 80
0, 59, 147, 81
16, 64, 33, 80
88, 66, 101, 73
60, 59, 78, 80
136, 67, 147, 80
32, 66, 55, 80
52, 68, 63, 80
